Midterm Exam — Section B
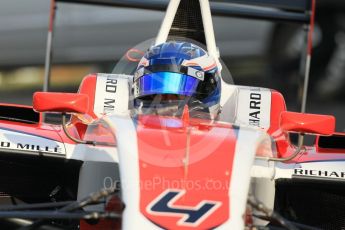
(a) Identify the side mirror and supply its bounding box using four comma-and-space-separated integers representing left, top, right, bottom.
280, 111, 335, 135
33, 92, 89, 114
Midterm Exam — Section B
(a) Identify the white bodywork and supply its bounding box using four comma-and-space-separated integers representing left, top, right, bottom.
106, 114, 270, 230
0, 127, 65, 156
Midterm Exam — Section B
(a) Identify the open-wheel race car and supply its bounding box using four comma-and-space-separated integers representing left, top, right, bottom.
0, 0, 345, 229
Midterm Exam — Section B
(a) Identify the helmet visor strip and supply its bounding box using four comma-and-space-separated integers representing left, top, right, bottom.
134, 72, 200, 98
134, 64, 205, 82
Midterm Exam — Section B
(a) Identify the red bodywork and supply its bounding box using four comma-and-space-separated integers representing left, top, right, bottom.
137, 115, 237, 229
2, 75, 345, 230
280, 111, 335, 136
33, 92, 89, 114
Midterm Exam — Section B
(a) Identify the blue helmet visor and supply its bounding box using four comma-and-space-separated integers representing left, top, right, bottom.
135, 72, 200, 98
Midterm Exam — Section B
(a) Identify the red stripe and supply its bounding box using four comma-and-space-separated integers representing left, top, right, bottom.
126, 48, 145, 62
203, 62, 217, 71
48, 0, 56, 32
307, 0, 316, 55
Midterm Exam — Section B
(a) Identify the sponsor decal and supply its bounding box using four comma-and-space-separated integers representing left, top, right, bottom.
104, 78, 117, 113
94, 74, 130, 116
236, 88, 271, 129
249, 92, 261, 127
0, 140, 62, 154
0, 128, 64, 155
294, 168, 345, 179
146, 189, 221, 227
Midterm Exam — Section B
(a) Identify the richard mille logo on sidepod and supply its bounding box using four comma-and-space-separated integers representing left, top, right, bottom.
0, 141, 61, 154
103, 77, 118, 113
249, 92, 261, 127
294, 169, 345, 179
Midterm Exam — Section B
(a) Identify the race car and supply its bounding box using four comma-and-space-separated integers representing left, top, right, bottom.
0, 0, 344, 230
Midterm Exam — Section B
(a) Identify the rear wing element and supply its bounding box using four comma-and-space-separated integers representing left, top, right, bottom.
52, 0, 313, 71
56, 0, 311, 23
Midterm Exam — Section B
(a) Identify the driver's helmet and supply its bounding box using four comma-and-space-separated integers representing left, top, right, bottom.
133, 41, 222, 119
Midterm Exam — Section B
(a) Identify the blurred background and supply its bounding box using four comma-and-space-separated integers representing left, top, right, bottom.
0, 0, 344, 131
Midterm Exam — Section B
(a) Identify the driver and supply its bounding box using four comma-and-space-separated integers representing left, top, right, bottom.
133, 41, 222, 120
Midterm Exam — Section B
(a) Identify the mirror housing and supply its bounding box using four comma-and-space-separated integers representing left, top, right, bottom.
280, 111, 335, 135
33, 92, 89, 114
